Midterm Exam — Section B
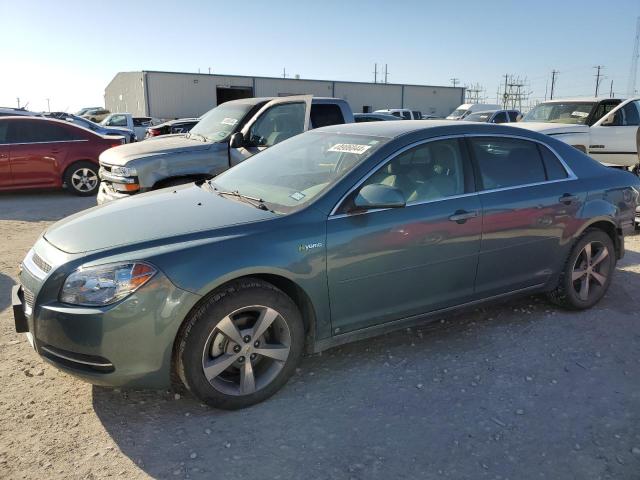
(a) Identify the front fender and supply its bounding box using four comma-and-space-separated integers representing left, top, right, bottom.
135, 143, 230, 188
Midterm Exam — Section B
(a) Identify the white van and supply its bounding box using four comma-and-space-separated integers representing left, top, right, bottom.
446, 103, 502, 120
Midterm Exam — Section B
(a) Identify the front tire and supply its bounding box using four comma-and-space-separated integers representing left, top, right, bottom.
63, 161, 100, 196
548, 229, 615, 309
177, 279, 304, 409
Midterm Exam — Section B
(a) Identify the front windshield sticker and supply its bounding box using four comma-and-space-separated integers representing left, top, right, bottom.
328, 143, 372, 154
289, 191, 306, 201
572, 111, 589, 118
221, 117, 238, 126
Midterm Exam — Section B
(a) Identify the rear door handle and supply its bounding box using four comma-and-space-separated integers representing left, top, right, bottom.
449, 210, 478, 224
559, 194, 579, 204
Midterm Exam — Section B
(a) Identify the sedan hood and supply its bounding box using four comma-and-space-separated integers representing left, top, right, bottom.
511, 122, 590, 135
44, 183, 276, 253
99, 135, 214, 166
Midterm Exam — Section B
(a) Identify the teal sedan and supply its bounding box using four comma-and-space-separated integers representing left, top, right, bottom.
12, 121, 640, 409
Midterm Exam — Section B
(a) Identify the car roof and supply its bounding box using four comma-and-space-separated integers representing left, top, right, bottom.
317, 119, 541, 139
539, 97, 623, 103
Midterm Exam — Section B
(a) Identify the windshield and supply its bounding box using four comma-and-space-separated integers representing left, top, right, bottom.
465, 112, 492, 122
523, 102, 595, 124
448, 108, 467, 118
210, 131, 387, 214
189, 102, 256, 142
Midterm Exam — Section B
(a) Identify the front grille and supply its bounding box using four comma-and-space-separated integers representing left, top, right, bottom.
32, 252, 52, 273
23, 288, 34, 310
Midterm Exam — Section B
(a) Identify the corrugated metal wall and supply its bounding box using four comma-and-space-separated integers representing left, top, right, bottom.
105, 71, 465, 120
104, 72, 145, 116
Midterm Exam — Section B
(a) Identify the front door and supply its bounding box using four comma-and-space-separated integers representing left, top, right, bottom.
468, 135, 582, 297
326, 137, 482, 334
589, 99, 640, 167
229, 96, 311, 167
8, 120, 70, 188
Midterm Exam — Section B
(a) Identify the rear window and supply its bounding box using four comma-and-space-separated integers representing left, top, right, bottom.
310, 104, 345, 128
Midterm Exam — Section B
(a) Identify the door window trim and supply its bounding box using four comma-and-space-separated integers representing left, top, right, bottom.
329, 133, 577, 218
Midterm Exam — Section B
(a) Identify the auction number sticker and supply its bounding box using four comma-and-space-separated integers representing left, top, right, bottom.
328, 143, 372, 154
221, 118, 238, 125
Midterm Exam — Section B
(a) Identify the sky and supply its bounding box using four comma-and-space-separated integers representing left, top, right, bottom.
1, 0, 640, 113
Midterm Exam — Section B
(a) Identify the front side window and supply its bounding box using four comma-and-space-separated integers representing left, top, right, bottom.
106, 115, 127, 127
360, 138, 467, 204
492, 112, 508, 124
507, 111, 519, 122
211, 131, 386, 213
466, 112, 492, 122
470, 137, 548, 189
248, 102, 306, 147
401, 111, 412, 120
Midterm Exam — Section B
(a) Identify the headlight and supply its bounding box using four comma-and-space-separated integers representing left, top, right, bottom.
60, 262, 156, 306
110, 166, 137, 177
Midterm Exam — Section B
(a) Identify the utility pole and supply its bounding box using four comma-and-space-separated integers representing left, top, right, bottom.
16, 97, 20, 108
450, 77, 459, 88
502, 74, 509, 108
550, 70, 558, 100
544, 79, 548, 101
373, 63, 378, 83
610, 79, 614, 98
208, 67, 211, 74
46, 98, 50, 112
282, 67, 287, 78
594, 65, 604, 97
628, 16, 640, 97
384, 64, 389, 84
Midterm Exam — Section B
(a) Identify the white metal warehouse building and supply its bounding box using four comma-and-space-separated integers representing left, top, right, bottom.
104, 70, 465, 120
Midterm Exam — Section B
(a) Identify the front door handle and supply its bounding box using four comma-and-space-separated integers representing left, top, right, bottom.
51, 149, 61, 154
559, 194, 579, 204
449, 210, 478, 224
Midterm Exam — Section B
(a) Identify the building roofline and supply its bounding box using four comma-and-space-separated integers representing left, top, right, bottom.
111, 70, 464, 91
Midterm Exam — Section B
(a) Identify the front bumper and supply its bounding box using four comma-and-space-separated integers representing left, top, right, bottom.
96, 182, 136, 204
13, 270, 201, 389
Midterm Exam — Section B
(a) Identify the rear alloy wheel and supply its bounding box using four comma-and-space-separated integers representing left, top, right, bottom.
548, 230, 615, 309
177, 279, 304, 409
64, 161, 99, 196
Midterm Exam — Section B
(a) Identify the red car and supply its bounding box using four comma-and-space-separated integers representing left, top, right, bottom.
0, 117, 124, 196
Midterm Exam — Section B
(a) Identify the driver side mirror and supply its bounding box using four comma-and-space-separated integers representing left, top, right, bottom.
353, 184, 406, 211
229, 132, 245, 148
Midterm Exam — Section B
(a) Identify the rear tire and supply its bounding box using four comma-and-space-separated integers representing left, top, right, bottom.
547, 229, 615, 310
63, 161, 100, 196
177, 279, 304, 409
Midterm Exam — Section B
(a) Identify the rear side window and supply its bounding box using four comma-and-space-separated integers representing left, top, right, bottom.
401, 111, 411, 119
133, 117, 152, 126
538, 144, 568, 180
310, 104, 344, 128
8, 121, 75, 143
470, 137, 546, 190
492, 112, 508, 124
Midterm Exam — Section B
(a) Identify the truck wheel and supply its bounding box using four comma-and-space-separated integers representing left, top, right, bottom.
176, 278, 304, 409
64, 161, 100, 196
547, 229, 615, 310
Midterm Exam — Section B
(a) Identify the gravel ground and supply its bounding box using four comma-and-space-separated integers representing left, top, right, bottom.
1, 191, 639, 480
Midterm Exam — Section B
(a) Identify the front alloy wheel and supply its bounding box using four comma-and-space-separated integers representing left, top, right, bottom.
177, 279, 304, 409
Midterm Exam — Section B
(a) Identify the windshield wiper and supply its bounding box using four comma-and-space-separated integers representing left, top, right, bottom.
213, 187, 271, 211
186, 132, 207, 142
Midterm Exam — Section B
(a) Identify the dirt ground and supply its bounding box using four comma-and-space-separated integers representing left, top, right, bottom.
0, 191, 639, 480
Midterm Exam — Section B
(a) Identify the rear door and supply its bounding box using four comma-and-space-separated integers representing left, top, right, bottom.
8, 121, 71, 188
589, 99, 640, 167
468, 135, 581, 297
229, 95, 311, 167
0, 121, 11, 187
